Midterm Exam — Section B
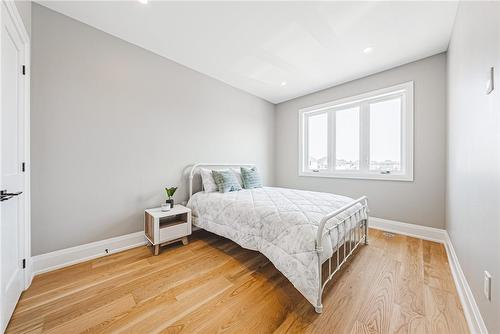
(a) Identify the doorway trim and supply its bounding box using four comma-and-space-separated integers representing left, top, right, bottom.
2, 0, 31, 290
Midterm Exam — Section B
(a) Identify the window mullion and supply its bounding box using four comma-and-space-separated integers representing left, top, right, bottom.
329, 109, 336, 173
360, 103, 370, 172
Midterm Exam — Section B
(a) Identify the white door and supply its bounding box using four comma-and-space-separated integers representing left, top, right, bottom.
0, 1, 26, 332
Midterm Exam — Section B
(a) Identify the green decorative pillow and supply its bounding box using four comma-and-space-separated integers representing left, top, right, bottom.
212, 170, 242, 193
240, 167, 263, 189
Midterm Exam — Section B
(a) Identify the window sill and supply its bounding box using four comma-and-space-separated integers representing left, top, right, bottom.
298, 171, 414, 182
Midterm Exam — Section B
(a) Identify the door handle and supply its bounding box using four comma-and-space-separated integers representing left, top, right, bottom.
0, 190, 22, 201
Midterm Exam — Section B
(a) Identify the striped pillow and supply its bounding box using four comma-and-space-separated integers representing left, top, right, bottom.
240, 167, 263, 189
212, 170, 242, 193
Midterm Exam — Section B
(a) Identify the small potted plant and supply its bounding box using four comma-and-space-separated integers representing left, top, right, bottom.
164, 186, 177, 209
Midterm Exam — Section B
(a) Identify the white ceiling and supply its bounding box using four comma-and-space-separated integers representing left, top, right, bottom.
37, 1, 458, 104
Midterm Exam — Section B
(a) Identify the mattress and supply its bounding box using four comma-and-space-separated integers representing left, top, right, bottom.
187, 186, 367, 306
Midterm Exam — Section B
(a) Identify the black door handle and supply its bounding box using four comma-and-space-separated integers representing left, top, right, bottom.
0, 190, 22, 201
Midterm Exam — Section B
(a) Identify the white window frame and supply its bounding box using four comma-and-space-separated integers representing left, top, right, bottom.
298, 81, 414, 181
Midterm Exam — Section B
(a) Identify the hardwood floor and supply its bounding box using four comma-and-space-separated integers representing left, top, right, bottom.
7, 229, 468, 334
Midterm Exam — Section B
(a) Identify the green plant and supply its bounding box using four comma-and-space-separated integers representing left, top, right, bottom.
165, 187, 177, 200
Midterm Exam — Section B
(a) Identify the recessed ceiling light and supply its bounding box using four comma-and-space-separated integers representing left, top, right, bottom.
138, 0, 148, 4
281, 81, 287, 86
363, 47, 373, 54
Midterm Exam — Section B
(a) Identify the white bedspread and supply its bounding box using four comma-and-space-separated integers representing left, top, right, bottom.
187, 186, 367, 306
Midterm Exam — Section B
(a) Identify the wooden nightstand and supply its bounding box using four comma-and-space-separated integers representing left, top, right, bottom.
144, 205, 192, 255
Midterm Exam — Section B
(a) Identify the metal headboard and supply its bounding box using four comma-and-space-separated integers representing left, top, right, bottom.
188, 163, 255, 199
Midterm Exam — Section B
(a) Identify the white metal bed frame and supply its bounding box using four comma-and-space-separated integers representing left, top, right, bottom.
187, 163, 369, 313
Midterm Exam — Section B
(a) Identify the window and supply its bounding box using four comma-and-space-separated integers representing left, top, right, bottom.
307, 112, 328, 170
299, 82, 413, 181
335, 107, 360, 170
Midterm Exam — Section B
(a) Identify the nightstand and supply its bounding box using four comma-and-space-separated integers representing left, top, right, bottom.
144, 205, 192, 255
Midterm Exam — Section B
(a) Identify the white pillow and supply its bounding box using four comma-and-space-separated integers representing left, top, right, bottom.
200, 168, 218, 192
232, 168, 244, 187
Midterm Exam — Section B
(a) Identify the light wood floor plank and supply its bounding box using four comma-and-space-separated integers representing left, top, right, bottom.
7, 229, 468, 334
423, 241, 456, 293
44, 294, 136, 334
353, 257, 399, 333
424, 285, 468, 334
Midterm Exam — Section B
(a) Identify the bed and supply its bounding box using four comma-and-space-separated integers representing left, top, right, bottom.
186, 163, 369, 313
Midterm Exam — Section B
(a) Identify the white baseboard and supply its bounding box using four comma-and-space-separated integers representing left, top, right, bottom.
369, 217, 487, 334
444, 233, 488, 334
24, 257, 34, 289
30, 231, 147, 279
369, 216, 447, 243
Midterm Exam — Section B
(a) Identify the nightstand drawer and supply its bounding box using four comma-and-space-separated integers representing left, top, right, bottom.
159, 222, 189, 242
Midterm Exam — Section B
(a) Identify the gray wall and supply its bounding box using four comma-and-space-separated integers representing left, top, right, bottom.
446, 2, 500, 332
275, 54, 446, 228
31, 4, 274, 255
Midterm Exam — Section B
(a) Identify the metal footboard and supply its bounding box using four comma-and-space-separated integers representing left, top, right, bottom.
314, 196, 369, 313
